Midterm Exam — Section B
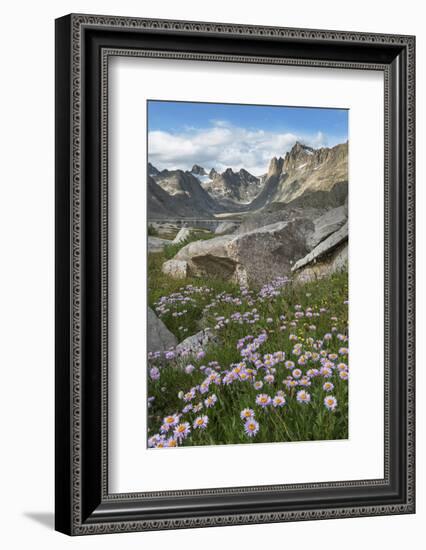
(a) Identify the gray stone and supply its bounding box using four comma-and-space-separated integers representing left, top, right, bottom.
307, 205, 347, 249
294, 242, 348, 283
226, 219, 313, 285
149, 222, 180, 237
175, 235, 234, 279
237, 205, 324, 235
147, 307, 178, 352
292, 222, 348, 272
162, 259, 188, 279
214, 221, 239, 235
148, 236, 172, 253
175, 328, 218, 356
174, 219, 313, 286
173, 227, 193, 244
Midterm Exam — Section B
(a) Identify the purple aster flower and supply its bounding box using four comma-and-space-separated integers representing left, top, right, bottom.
174, 422, 191, 440
204, 394, 217, 408
264, 374, 275, 384
185, 364, 195, 374
296, 390, 311, 404
339, 370, 349, 381
255, 393, 272, 407
193, 415, 209, 430
240, 408, 255, 420
149, 367, 160, 381
163, 414, 179, 427
272, 394, 286, 407
292, 368, 302, 379
244, 419, 260, 437
183, 388, 196, 402
324, 395, 338, 411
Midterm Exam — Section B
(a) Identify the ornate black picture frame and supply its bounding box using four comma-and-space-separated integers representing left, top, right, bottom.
55, 13, 415, 535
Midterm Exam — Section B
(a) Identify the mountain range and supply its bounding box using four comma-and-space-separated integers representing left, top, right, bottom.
147, 141, 348, 218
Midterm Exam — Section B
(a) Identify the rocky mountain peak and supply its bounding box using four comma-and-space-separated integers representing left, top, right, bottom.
287, 142, 314, 160
293, 141, 312, 153
148, 162, 160, 176
191, 164, 207, 176
203, 166, 262, 204
267, 156, 285, 178
283, 142, 315, 173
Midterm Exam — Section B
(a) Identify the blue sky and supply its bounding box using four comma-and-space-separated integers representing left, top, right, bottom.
148, 100, 348, 175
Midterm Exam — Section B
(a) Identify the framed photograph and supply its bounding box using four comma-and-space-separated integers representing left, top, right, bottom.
55, 14, 415, 535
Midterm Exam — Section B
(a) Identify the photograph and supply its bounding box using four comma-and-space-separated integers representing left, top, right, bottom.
146, 100, 349, 449
0, 0, 420, 546
51, 11, 415, 537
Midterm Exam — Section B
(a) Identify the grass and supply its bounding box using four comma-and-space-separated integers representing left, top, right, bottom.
148, 250, 239, 340
147, 247, 349, 448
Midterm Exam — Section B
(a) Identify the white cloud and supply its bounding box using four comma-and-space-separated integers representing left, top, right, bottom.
148, 122, 339, 176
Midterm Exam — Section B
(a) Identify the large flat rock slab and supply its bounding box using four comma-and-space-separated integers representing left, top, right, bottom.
307, 205, 347, 249
292, 221, 348, 272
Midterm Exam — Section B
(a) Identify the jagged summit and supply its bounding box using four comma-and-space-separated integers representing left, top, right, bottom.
289, 141, 314, 155
205, 166, 262, 204
248, 141, 348, 210
267, 156, 285, 178
191, 164, 207, 176
148, 162, 160, 177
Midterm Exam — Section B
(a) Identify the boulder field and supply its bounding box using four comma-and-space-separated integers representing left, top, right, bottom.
161, 205, 348, 286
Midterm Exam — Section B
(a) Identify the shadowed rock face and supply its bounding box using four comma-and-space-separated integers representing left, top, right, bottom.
292, 221, 348, 272
192, 254, 237, 280
147, 307, 177, 352
293, 242, 348, 283
307, 205, 347, 249
147, 171, 219, 219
